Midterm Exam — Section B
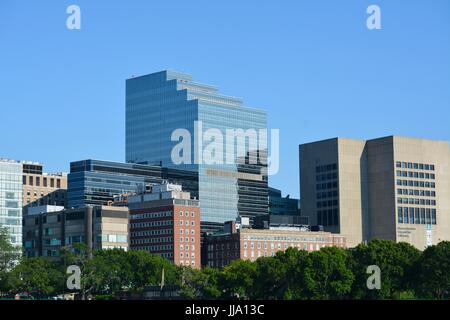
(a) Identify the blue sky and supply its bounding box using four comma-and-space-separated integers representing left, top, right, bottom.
1, 0, 449, 198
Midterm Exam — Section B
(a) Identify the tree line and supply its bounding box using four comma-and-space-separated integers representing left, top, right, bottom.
1, 227, 449, 299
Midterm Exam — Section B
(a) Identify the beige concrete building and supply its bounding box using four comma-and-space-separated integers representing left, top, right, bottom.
299, 136, 450, 249
21, 161, 67, 210
23, 205, 129, 259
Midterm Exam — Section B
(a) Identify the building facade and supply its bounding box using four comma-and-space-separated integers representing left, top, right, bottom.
126, 70, 268, 230
299, 136, 450, 249
268, 187, 301, 216
0, 159, 23, 247
23, 205, 129, 259
128, 183, 201, 268
205, 221, 346, 268
21, 161, 67, 212
67, 159, 198, 208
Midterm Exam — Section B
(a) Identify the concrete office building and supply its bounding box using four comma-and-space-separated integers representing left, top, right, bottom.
128, 183, 201, 268
0, 159, 23, 247
299, 136, 450, 249
205, 221, 346, 268
126, 70, 268, 231
21, 161, 67, 212
23, 205, 129, 259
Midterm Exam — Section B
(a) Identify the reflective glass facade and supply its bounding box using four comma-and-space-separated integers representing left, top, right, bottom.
126, 71, 268, 225
0, 159, 23, 247
67, 159, 198, 208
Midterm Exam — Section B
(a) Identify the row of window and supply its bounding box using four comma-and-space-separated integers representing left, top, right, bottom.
317, 190, 339, 199
132, 229, 173, 237
180, 229, 195, 235
397, 207, 437, 225
179, 237, 196, 243
179, 244, 196, 251
130, 247, 173, 258
317, 200, 339, 208
179, 252, 195, 258
131, 237, 173, 244
131, 211, 172, 220
397, 180, 435, 188
23, 175, 62, 188
179, 260, 196, 266
397, 189, 436, 197
179, 220, 195, 226
131, 220, 173, 228
316, 181, 338, 191
98, 234, 127, 243
179, 211, 196, 217
396, 171, 436, 179
316, 163, 337, 173
396, 162, 435, 171
316, 173, 338, 182
397, 198, 436, 206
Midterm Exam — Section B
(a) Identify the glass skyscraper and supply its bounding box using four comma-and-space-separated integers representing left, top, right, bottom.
126, 70, 268, 229
67, 159, 198, 208
0, 159, 23, 247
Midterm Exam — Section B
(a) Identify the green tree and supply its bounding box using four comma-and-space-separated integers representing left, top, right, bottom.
8, 257, 64, 298
414, 241, 450, 299
274, 248, 309, 299
253, 256, 287, 299
219, 259, 257, 299
302, 246, 354, 299
126, 250, 178, 290
85, 249, 134, 297
349, 239, 420, 299
60, 243, 96, 299
200, 266, 222, 299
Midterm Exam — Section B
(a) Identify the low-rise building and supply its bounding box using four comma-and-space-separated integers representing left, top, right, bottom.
21, 161, 67, 210
23, 205, 129, 259
205, 221, 346, 268
128, 183, 201, 269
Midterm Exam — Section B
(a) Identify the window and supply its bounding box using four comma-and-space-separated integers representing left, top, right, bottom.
397, 207, 403, 223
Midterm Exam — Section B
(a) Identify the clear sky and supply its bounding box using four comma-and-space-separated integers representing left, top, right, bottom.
1, 0, 449, 198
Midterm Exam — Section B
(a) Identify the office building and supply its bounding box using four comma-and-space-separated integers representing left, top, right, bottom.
21, 161, 67, 212
67, 159, 198, 208
23, 205, 129, 259
205, 221, 346, 268
299, 136, 450, 248
269, 187, 301, 216
0, 159, 23, 247
126, 70, 268, 230
128, 183, 201, 268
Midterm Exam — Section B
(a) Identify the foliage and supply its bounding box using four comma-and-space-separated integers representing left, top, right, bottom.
1, 239, 449, 300
414, 241, 450, 299
349, 239, 420, 299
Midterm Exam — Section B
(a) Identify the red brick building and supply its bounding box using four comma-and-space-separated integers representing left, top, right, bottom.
128, 183, 201, 268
